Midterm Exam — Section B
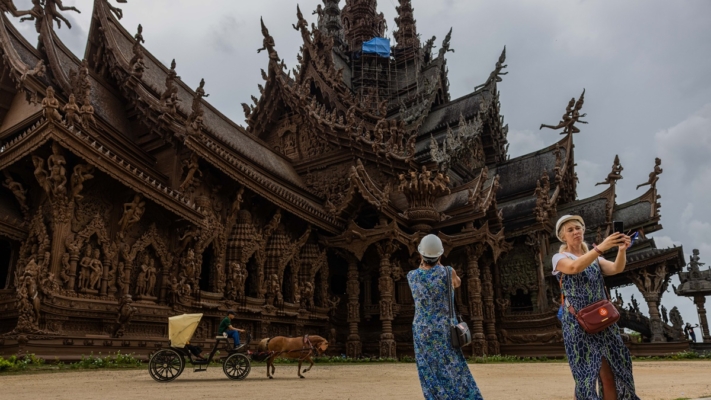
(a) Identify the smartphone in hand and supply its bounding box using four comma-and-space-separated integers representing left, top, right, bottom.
613, 221, 624, 234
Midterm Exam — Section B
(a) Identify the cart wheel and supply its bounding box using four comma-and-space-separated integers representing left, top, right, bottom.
223, 353, 251, 380
149, 349, 185, 382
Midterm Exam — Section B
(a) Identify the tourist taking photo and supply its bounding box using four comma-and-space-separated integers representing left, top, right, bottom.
552, 215, 638, 400
407, 234, 483, 400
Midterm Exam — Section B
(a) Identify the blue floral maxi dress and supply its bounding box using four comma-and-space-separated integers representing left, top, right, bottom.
407, 265, 483, 400
557, 255, 640, 399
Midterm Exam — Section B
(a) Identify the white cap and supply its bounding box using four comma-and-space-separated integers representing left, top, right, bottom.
555, 215, 585, 242
418, 234, 444, 258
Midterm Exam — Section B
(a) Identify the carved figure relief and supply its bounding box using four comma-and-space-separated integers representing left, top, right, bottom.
118, 193, 146, 233
42, 86, 62, 123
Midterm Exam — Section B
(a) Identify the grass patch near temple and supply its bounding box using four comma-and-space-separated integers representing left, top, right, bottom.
0, 351, 143, 374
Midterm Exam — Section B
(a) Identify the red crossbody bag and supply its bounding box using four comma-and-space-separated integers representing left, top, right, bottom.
558, 258, 620, 334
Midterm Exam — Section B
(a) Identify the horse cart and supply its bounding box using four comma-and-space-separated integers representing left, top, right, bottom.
148, 313, 251, 382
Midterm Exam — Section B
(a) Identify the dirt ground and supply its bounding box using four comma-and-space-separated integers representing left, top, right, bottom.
1, 361, 710, 400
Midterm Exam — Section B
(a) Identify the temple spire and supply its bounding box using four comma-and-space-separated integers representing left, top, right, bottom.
394, 0, 418, 49
316, 0, 346, 49
341, 0, 386, 50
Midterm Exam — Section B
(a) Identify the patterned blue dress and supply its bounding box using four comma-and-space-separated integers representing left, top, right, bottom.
557, 254, 640, 399
407, 265, 483, 400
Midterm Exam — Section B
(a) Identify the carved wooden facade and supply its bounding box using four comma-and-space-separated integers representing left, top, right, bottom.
0, 0, 687, 358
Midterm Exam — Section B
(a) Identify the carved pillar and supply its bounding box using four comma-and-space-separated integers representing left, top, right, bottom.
643, 293, 664, 342
345, 256, 362, 358
49, 201, 73, 280
66, 246, 80, 290
631, 265, 667, 343
481, 260, 499, 354
694, 296, 711, 343
466, 245, 486, 356
376, 241, 397, 358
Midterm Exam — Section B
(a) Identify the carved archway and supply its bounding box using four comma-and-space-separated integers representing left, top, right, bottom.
67, 214, 116, 295
126, 224, 173, 300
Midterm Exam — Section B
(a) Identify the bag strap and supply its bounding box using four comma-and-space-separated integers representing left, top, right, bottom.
444, 265, 456, 322
559, 253, 612, 316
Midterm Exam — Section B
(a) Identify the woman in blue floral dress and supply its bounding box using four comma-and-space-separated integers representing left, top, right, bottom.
553, 215, 638, 400
407, 234, 483, 400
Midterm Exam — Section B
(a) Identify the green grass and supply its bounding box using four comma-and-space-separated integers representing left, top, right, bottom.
0, 351, 142, 374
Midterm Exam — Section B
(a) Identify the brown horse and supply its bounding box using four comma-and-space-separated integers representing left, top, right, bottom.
257, 334, 328, 379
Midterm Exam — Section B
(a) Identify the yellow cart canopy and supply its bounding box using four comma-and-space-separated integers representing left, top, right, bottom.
168, 313, 203, 348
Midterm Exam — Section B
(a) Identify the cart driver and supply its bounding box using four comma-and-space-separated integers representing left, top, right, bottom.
219, 310, 246, 348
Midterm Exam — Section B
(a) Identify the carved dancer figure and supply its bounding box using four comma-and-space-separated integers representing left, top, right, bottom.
0, 0, 39, 18
636, 157, 663, 190
46, 142, 68, 197
540, 89, 587, 134
89, 248, 103, 290
179, 153, 202, 191
257, 18, 279, 62
78, 245, 93, 289
118, 193, 146, 233
135, 254, 149, 296
300, 281, 314, 308
43, 0, 81, 30
42, 86, 62, 123
107, 0, 128, 20
2, 170, 28, 211
475, 47, 508, 91
70, 164, 94, 201
595, 155, 624, 186
146, 258, 157, 296
22, 256, 42, 323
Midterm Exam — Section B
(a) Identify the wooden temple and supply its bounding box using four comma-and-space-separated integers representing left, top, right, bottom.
0, 0, 691, 359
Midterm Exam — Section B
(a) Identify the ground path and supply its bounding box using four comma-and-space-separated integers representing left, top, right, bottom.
1, 361, 710, 399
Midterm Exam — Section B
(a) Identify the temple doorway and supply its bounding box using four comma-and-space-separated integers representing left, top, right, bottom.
199, 245, 215, 292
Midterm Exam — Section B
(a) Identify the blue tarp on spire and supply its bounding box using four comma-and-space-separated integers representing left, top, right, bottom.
362, 37, 391, 58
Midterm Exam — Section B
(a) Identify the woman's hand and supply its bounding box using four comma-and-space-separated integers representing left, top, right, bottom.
618, 235, 631, 251
598, 232, 627, 252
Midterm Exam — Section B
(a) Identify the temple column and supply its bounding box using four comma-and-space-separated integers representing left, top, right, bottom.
694, 296, 711, 343
643, 293, 664, 342
481, 260, 499, 354
466, 244, 486, 356
631, 265, 667, 343
345, 256, 362, 358
376, 241, 397, 358
49, 201, 74, 280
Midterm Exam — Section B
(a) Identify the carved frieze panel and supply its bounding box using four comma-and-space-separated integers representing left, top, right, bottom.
498, 247, 538, 296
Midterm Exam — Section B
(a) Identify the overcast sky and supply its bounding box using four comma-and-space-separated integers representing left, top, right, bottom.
9, 0, 711, 338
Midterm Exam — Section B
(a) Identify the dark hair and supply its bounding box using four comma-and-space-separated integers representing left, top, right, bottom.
422, 256, 439, 266
227, 310, 236, 315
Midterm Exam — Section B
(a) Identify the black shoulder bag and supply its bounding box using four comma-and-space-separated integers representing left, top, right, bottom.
445, 266, 471, 348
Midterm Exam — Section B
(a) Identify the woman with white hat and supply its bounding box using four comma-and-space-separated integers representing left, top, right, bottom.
553, 215, 638, 400
407, 234, 483, 400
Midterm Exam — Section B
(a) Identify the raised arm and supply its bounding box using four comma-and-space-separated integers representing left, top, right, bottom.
555, 233, 626, 275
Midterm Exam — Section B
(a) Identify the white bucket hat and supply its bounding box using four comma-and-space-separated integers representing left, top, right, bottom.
418, 234, 444, 258
555, 215, 585, 242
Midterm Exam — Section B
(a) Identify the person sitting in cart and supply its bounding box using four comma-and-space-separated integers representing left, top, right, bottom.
218, 310, 246, 348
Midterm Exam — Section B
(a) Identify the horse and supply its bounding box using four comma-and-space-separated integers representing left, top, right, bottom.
257, 334, 328, 379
